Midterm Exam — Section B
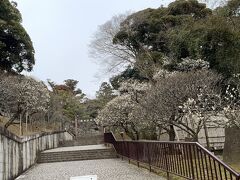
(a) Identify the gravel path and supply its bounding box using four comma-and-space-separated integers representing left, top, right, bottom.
43, 145, 109, 153
16, 159, 165, 180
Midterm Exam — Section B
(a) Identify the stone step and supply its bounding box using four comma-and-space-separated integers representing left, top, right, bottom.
38, 155, 116, 161
39, 149, 116, 156
41, 148, 112, 153
38, 155, 117, 162
40, 150, 113, 156
39, 155, 116, 160
39, 153, 116, 160
37, 147, 117, 163
38, 155, 117, 163
61, 135, 104, 147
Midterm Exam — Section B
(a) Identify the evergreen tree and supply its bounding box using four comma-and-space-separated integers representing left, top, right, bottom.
0, 0, 35, 73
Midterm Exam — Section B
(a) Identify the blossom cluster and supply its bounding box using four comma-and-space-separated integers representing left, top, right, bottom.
0, 75, 50, 114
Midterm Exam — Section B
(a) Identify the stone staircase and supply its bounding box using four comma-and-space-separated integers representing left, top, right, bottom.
37, 145, 117, 163
61, 135, 104, 147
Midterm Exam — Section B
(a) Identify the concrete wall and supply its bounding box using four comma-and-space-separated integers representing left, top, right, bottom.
0, 127, 73, 180
158, 115, 226, 150
176, 126, 225, 149
159, 125, 225, 149
223, 127, 240, 163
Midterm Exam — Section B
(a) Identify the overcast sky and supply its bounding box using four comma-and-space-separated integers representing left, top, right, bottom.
15, 0, 173, 98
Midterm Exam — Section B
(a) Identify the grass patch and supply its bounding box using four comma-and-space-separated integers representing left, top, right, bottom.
229, 163, 240, 172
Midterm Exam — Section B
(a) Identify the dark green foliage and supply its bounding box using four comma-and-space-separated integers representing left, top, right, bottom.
168, 14, 240, 75
114, 0, 211, 56
112, 0, 212, 78
95, 82, 116, 109
168, 0, 211, 18
218, 0, 240, 17
200, 23, 239, 75
0, 0, 35, 73
81, 82, 116, 119
64, 79, 85, 97
113, 0, 240, 76
47, 79, 86, 121
96, 82, 115, 102
84, 99, 102, 119
110, 67, 148, 89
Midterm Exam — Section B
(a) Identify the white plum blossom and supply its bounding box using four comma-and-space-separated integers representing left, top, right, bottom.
118, 79, 149, 94
97, 93, 148, 140
153, 69, 176, 81
97, 94, 135, 126
222, 78, 240, 128
0, 74, 50, 127
176, 57, 210, 72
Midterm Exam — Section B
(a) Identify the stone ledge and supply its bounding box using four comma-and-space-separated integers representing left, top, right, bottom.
0, 126, 68, 143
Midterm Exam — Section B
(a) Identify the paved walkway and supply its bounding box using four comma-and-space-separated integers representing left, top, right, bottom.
16, 159, 166, 180
43, 144, 110, 153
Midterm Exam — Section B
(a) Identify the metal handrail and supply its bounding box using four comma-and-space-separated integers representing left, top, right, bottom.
104, 132, 240, 180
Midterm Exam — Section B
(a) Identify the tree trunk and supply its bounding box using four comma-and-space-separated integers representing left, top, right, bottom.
157, 126, 162, 140
30, 115, 32, 132
169, 125, 176, 141
203, 121, 210, 149
75, 116, 78, 137
47, 111, 50, 125
192, 134, 198, 142
174, 126, 180, 141
25, 110, 28, 134
169, 114, 176, 141
135, 132, 139, 140
130, 122, 140, 140
19, 113, 22, 136
122, 125, 136, 140
4, 112, 20, 129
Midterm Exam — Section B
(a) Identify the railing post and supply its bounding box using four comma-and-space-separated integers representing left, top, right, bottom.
105, 132, 240, 180
189, 144, 195, 179
127, 142, 130, 164
164, 144, 170, 180
147, 142, 152, 172
136, 143, 139, 167
237, 175, 240, 180
167, 172, 170, 180
121, 142, 124, 160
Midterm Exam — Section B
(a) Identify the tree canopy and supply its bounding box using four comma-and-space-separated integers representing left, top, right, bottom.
112, 0, 240, 77
0, 74, 49, 128
95, 0, 240, 145
47, 79, 86, 121
0, 0, 35, 73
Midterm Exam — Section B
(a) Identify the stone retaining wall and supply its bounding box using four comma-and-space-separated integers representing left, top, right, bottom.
223, 127, 240, 163
0, 127, 73, 180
